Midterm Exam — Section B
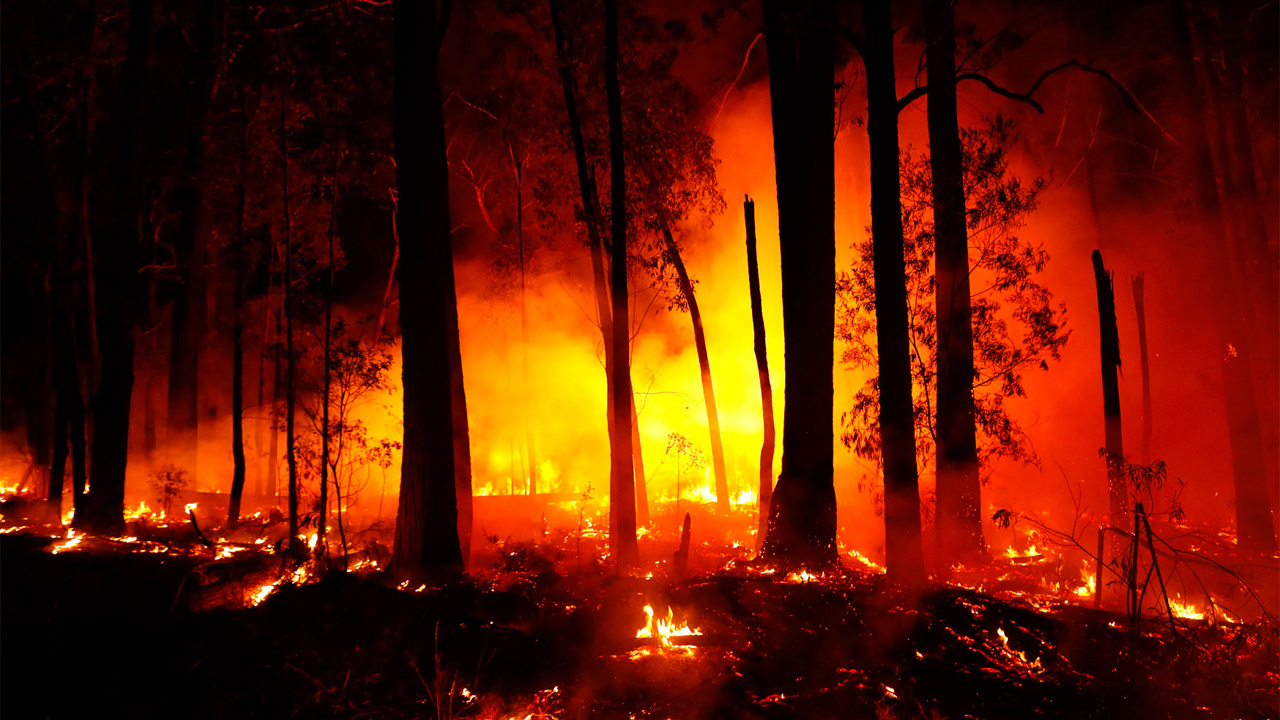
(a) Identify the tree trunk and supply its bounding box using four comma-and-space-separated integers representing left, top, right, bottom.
1131, 274, 1152, 464
631, 390, 648, 526
744, 196, 776, 546
276, 27, 300, 552
660, 223, 729, 514
605, 0, 638, 567
548, 0, 647, 529
448, 288, 473, 563
391, 0, 464, 577
864, 0, 926, 584
1168, 0, 1276, 554
227, 125, 249, 527
924, 0, 984, 563
79, 0, 153, 535
318, 156, 338, 553
514, 160, 539, 497
1092, 251, 1128, 539
166, 0, 220, 487
758, 0, 838, 568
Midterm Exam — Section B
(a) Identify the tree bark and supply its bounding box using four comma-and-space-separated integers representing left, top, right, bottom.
758, 0, 838, 569
924, 0, 984, 563
605, 0, 638, 567
660, 223, 729, 515
1131, 274, 1152, 464
864, 0, 926, 584
391, 0, 464, 577
1168, 0, 1276, 554
318, 156, 338, 552
78, 0, 153, 534
744, 196, 775, 546
1092, 251, 1128, 539
276, 26, 300, 552
227, 105, 249, 527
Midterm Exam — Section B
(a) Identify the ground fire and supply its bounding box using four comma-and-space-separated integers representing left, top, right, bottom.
1, 0, 1277, 717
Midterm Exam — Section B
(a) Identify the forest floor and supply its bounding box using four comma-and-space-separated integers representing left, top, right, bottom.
2, 514, 1278, 720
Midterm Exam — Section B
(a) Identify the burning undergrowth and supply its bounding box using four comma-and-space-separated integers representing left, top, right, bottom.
4, 508, 1276, 720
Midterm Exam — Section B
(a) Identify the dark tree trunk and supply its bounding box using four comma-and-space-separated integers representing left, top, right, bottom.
79, 0, 153, 534
549, 0, 648, 528
1132, 274, 1152, 464
391, 0, 464, 577
267, 309, 282, 503
318, 157, 338, 553
1092, 251, 1128, 538
661, 223, 729, 515
166, 0, 220, 486
1168, 0, 1276, 554
276, 27, 300, 551
448, 288, 473, 562
744, 197, 776, 546
864, 0, 926, 583
631, 394, 648, 525
228, 100, 250, 527
605, 0, 638, 567
758, 0, 838, 568
924, 0, 984, 563
48, 307, 77, 517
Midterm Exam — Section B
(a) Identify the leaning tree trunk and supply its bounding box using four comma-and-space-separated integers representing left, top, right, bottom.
391, 0, 464, 577
79, 0, 153, 535
660, 223, 729, 515
1092, 251, 1128, 544
604, 0, 638, 567
865, 0, 926, 584
924, 0, 984, 563
758, 0, 838, 569
744, 196, 775, 546
1168, 0, 1276, 554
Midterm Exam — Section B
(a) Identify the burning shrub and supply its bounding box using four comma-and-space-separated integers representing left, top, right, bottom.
148, 464, 191, 516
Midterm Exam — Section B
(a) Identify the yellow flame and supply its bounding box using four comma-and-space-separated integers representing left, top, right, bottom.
1168, 598, 1204, 620
636, 604, 703, 647
784, 569, 819, 583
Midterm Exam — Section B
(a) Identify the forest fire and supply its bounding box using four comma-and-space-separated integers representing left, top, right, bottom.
3, 0, 1279, 716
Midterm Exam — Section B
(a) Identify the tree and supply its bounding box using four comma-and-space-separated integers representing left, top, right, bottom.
604, 0, 639, 567
78, 0, 154, 534
863, 0, 925, 583
923, 0, 983, 562
839, 120, 1067, 558
758, 0, 838, 568
744, 196, 776, 545
391, 0, 465, 577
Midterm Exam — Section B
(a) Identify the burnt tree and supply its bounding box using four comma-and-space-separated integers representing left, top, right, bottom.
744, 196, 775, 545
923, 0, 984, 562
865, 0, 926, 583
605, 0, 639, 566
391, 0, 465, 576
1092, 251, 1128, 536
759, 0, 838, 568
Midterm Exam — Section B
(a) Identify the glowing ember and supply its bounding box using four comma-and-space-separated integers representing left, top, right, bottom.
184, 502, 199, 514
635, 604, 702, 647
250, 583, 277, 606
784, 569, 819, 583
51, 529, 82, 554
848, 549, 886, 573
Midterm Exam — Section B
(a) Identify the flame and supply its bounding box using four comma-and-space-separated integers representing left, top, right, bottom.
51, 528, 82, 554
1004, 544, 1042, 560
636, 604, 703, 647
184, 502, 198, 514
784, 568, 819, 583
1168, 598, 1204, 620
848, 548, 886, 573
250, 583, 277, 606
995, 627, 1044, 673
1074, 571, 1097, 599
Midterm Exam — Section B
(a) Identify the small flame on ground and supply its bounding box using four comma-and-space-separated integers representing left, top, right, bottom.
636, 604, 702, 647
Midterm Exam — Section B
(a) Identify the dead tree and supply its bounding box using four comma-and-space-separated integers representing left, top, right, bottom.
1092, 251, 1127, 542
1132, 274, 1152, 464
744, 196, 775, 545
660, 223, 729, 515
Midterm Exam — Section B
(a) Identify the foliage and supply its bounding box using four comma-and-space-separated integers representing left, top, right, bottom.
838, 117, 1069, 482
148, 463, 191, 516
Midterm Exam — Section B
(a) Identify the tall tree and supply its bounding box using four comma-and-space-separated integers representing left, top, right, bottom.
923, 0, 983, 562
758, 0, 838, 568
1167, 0, 1276, 554
864, 0, 925, 583
78, 0, 154, 534
1092, 251, 1128, 540
391, 0, 465, 576
605, 0, 639, 567
227, 97, 249, 527
744, 196, 775, 544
